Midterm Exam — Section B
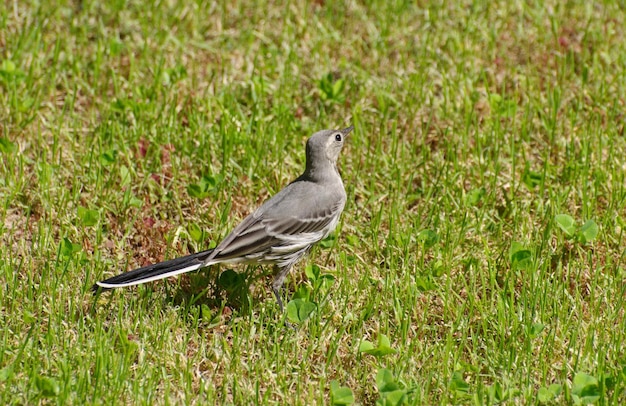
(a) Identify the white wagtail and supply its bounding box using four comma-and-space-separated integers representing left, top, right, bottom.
93, 126, 353, 311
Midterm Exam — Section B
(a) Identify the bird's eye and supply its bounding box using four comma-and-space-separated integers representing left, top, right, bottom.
335, 133, 342, 141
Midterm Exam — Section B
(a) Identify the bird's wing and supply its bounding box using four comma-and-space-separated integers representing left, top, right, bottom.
264, 198, 344, 238
208, 194, 344, 262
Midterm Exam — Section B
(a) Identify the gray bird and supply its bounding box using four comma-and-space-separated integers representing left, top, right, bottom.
93, 126, 353, 311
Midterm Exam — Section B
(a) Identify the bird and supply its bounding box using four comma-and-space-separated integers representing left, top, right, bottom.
93, 126, 353, 312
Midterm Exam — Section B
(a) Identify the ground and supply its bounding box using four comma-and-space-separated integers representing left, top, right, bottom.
1, 0, 625, 404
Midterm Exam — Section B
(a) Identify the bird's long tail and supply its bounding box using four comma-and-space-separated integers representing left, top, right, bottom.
92, 249, 215, 291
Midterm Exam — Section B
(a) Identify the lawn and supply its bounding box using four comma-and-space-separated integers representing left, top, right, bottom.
1, 0, 625, 404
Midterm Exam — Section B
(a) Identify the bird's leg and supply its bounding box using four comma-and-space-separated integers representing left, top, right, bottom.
271, 265, 291, 313
272, 288, 284, 313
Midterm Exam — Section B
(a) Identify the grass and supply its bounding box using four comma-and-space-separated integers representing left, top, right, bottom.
1, 0, 626, 404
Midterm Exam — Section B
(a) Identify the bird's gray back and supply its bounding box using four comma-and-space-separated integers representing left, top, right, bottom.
205, 176, 346, 266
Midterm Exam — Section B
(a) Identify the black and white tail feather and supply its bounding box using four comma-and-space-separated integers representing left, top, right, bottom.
93, 249, 213, 289
93, 126, 353, 311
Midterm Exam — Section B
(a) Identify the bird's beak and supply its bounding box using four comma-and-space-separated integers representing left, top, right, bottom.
340, 125, 354, 137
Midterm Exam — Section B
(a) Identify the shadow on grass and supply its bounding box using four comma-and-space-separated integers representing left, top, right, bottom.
162, 265, 280, 321
89, 265, 285, 329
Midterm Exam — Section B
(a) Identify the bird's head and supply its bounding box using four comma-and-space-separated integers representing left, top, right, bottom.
306, 126, 353, 166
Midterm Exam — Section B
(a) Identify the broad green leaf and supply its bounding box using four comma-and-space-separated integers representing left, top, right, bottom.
0, 59, 25, 82
430, 260, 445, 277
510, 242, 533, 270
528, 322, 545, 339
319, 73, 345, 102
379, 389, 408, 406
572, 372, 600, 403
292, 284, 312, 301
376, 368, 400, 393
160, 70, 171, 86
522, 164, 543, 189
23, 309, 36, 324
574, 372, 596, 387
555, 214, 576, 237
579, 220, 599, 244
330, 380, 355, 405
538, 387, 552, 403
488, 93, 502, 105
77, 206, 99, 227
60, 237, 82, 257
0, 366, 13, 382
498, 99, 517, 118
129, 195, 143, 208
449, 371, 469, 394
19, 97, 35, 112
187, 222, 205, 243
488, 93, 517, 117
0, 59, 16, 74
538, 384, 562, 403
358, 340, 375, 353
0, 137, 16, 154
377, 334, 396, 353
319, 233, 337, 248
35, 375, 60, 398
286, 299, 316, 323
317, 274, 335, 286
332, 78, 345, 98
415, 276, 436, 291
99, 149, 118, 166
187, 183, 205, 199
359, 334, 396, 357
465, 188, 485, 206
305, 263, 321, 281
549, 383, 563, 396
319, 73, 334, 99
187, 175, 220, 199
417, 229, 439, 249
